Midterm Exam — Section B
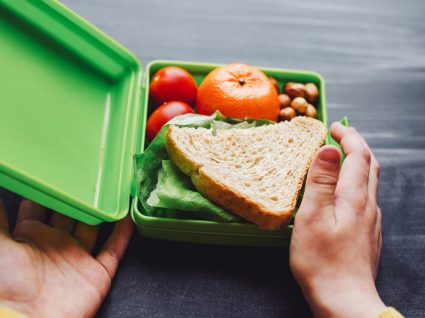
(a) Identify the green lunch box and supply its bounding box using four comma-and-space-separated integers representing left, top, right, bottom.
0, 0, 347, 247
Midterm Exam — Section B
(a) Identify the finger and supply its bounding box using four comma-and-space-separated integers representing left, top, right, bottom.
13, 218, 78, 257
74, 222, 99, 253
96, 216, 133, 279
50, 212, 76, 234
368, 153, 380, 205
13, 218, 56, 245
298, 145, 341, 222
331, 123, 371, 204
354, 132, 381, 205
16, 199, 46, 225
0, 197, 10, 236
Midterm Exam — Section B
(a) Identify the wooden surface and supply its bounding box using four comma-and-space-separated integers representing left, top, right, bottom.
2, 0, 425, 316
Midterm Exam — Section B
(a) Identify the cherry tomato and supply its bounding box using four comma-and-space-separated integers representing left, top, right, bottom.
149, 67, 197, 107
146, 101, 195, 141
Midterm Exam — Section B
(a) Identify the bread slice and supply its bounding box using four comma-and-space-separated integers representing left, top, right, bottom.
165, 117, 327, 230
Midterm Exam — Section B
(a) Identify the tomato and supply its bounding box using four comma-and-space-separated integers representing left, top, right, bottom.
146, 101, 195, 141
149, 67, 198, 107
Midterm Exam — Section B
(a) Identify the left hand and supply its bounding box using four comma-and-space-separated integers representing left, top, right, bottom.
0, 199, 133, 318
289, 123, 384, 318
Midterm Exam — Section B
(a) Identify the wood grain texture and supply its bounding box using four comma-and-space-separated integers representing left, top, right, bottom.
2, 0, 425, 317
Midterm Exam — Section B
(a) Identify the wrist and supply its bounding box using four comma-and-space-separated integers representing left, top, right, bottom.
302, 276, 386, 318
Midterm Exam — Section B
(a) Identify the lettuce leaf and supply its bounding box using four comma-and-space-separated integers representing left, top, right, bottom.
147, 160, 241, 222
135, 111, 273, 222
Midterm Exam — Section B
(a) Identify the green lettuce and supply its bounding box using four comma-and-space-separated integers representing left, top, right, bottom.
147, 160, 241, 222
135, 111, 273, 222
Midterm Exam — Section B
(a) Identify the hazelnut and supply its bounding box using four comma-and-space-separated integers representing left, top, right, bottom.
305, 83, 319, 104
305, 104, 318, 118
291, 97, 308, 113
285, 82, 307, 99
279, 107, 297, 121
269, 77, 279, 93
278, 94, 291, 109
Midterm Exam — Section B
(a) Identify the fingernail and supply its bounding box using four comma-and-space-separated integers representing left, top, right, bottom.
332, 122, 343, 129
319, 148, 340, 165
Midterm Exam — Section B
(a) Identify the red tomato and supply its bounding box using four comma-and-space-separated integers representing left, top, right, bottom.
146, 101, 195, 141
149, 67, 197, 107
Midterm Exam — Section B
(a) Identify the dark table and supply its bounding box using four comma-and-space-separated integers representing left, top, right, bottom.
2, 0, 425, 317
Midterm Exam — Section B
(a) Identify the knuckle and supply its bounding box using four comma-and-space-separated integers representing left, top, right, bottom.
360, 148, 371, 163
354, 195, 369, 211
15, 218, 33, 231
310, 172, 338, 187
294, 208, 316, 227
106, 248, 120, 263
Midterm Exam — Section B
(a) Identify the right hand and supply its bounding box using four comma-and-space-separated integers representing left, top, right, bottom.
290, 122, 385, 318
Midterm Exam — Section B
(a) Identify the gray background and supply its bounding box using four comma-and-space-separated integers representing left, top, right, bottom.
2, 0, 425, 317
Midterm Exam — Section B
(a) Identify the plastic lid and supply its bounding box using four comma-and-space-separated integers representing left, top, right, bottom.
0, 0, 142, 224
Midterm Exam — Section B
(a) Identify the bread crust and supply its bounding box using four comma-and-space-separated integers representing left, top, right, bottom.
165, 125, 199, 176
192, 168, 293, 230
165, 119, 327, 230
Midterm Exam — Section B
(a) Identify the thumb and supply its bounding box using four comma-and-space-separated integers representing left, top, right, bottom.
300, 146, 341, 212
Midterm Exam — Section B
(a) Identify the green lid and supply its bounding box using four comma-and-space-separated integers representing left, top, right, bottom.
0, 0, 143, 224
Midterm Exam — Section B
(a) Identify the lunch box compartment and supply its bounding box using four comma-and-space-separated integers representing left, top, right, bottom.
132, 60, 329, 246
0, 0, 346, 246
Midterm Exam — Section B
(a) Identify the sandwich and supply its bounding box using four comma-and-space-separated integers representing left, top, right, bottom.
166, 117, 327, 230
136, 112, 327, 230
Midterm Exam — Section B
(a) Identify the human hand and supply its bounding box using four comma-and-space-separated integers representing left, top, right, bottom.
0, 199, 133, 318
290, 122, 385, 318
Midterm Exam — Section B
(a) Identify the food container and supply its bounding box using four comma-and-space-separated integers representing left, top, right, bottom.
0, 0, 347, 247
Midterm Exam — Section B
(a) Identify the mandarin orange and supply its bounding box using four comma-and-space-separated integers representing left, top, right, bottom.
196, 64, 280, 121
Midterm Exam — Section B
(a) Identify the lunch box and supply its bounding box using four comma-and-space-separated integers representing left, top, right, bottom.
0, 0, 347, 247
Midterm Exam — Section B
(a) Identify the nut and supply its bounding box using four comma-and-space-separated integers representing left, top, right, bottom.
305, 104, 318, 118
269, 77, 279, 93
279, 107, 297, 121
305, 83, 319, 104
285, 82, 307, 99
291, 97, 308, 113
278, 94, 291, 109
